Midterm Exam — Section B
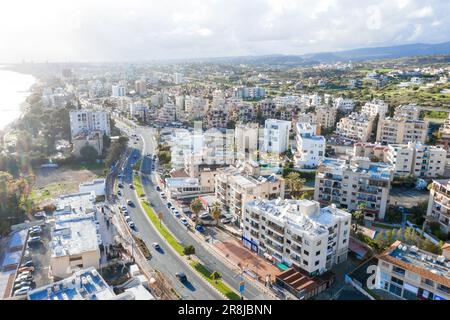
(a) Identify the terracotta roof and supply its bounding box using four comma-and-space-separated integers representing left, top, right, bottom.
378, 241, 450, 287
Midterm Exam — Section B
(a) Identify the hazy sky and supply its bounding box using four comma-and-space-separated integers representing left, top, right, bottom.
1, 0, 449, 62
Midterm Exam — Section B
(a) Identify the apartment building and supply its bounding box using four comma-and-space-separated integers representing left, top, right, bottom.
426, 179, 450, 234
50, 192, 100, 279
353, 142, 387, 160
259, 99, 278, 119
205, 107, 228, 129
376, 117, 429, 145
215, 166, 285, 225
439, 113, 450, 140
333, 97, 355, 113
111, 85, 126, 97
134, 80, 146, 95
129, 102, 149, 120
235, 123, 260, 161
157, 102, 176, 124
69, 110, 111, 139
263, 119, 292, 154
297, 112, 317, 126
336, 112, 373, 142
361, 99, 389, 119
314, 157, 394, 220
185, 95, 208, 120
294, 123, 326, 168
315, 105, 337, 129
386, 142, 446, 178
242, 199, 351, 275
394, 104, 421, 121
376, 241, 450, 300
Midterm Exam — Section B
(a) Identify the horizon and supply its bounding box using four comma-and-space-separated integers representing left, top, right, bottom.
1, 0, 450, 63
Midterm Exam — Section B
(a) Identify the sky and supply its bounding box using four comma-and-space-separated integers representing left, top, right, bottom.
1, 0, 449, 62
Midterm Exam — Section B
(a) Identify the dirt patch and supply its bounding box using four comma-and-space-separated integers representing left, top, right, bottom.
215, 239, 281, 281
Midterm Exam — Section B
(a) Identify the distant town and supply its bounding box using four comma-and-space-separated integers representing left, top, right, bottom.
0, 54, 449, 301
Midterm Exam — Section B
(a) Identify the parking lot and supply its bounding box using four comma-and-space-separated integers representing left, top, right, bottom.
389, 186, 429, 208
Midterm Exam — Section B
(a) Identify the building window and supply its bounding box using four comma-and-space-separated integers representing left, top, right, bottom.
315, 260, 320, 266
304, 250, 309, 256
315, 250, 320, 256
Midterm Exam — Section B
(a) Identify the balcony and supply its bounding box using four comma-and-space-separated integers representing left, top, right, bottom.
266, 222, 284, 235
266, 231, 284, 245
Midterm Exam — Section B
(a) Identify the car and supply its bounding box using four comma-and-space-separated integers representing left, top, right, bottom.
120, 205, 127, 211
175, 272, 187, 282
13, 286, 31, 296
127, 199, 133, 206
33, 211, 46, 219
29, 226, 42, 233
27, 236, 41, 244
127, 220, 135, 229
220, 217, 233, 224
13, 281, 31, 291
16, 274, 33, 282
129, 183, 134, 189
118, 183, 124, 188
122, 209, 129, 215
167, 202, 172, 208
117, 190, 122, 196
180, 218, 188, 226
125, 216, 132, 223
155, 186, 161, 192
21, 260, 34, 268
160, 192, 166, 198
174, 211, 181, 218
18, 266, 35, 273
199, 212, 209, 219
152, 242, 160, 250
195, 225, 205, 233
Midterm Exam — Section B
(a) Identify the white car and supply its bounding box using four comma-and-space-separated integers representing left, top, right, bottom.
180, 218, 189, 226
127, 220, 135, 229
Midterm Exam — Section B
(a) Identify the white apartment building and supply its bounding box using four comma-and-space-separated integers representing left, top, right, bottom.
111, 85, 126, 97
263, 119, 292, 154
426, 179, 450, 234
50, 192, 100, 279
376, 118, 429, 145
134, 80, 146, 95
294, 123, 325, 168
173, 73, 184, 84
386, 142, 446, 178
157, 102, 176, 124
69, 110, 111, 139
361, 99, 389, 119
129, 102, 149, 120
242, 199, 351, 275
235, 123, 260, 161
336, 112, 373, 142
215, 166, 285, 225
333, 97, 355, 113
314, 157, 394, 220
439, 113, 450, 140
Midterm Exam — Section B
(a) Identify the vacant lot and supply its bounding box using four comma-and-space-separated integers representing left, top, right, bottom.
30, 163, 105, 206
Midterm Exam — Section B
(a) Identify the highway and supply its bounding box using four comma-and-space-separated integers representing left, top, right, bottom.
132, 125, 272, 300
113, 125, 223, 300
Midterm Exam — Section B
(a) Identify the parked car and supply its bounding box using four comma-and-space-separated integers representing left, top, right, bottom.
180, 218, 188, 226
155, 186, 161, 192
13, 281, 31, 291
195, 225, 206, 233
174, 211, 181, 218
127, 199, 134, 206
167, 202, 172, 208
21, 260, 34, 268
160, 192, 166, 198
18, 266, 35, 273
129, 183, 134, 189
199, 212, 209, 219
29, 226, 42, 234
220, 217, 233, 224
127, 220, 135, 229
14, 286, 31, 296
118, 183, 124, 188
175, 272, 187, 282
27, 236, 41, 245
33, 211, 46, 219
117, 190, 122, 196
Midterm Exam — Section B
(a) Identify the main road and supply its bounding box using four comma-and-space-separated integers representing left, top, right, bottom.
132, 125, 272, 300
113, 123, 222, 300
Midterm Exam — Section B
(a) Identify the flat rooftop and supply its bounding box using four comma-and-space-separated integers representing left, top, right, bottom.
165, 177, 200, 188
28, 267, 115, 300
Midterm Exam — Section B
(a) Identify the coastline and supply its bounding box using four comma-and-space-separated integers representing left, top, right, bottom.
0, 67, 37, 136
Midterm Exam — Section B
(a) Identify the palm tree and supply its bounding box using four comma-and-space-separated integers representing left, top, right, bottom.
286, 172, 306, 199
190, 198, 203, 225
211, 202, 222, 226
352, 202, 366, 232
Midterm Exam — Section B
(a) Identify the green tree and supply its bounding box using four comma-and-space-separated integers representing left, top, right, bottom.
286, 172, 306, 199
183, 245, 195, 259
211, 201, 222, 226
79, 145, 98, 163
190, 198, 204, 224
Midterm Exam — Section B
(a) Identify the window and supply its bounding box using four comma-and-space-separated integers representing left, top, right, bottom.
391, 276, 403, 285
303, 250, 309, 256
392, 266, 405, 276
315, 260, 320, 266
315, 250, 321, 256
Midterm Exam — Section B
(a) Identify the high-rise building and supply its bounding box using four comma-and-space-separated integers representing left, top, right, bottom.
263, 119, 292, 154
69, 110, 111, 139
294, 123, 325, 168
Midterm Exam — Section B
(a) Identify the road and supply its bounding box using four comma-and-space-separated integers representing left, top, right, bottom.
133, 125, 272, 300
113, 125, 222, 300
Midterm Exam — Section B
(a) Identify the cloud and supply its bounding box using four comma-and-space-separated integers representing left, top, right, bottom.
0, 0, 449, 62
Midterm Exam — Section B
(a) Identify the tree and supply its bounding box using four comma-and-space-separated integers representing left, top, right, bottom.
210, 271, 221, 282
211, 201, 222, 226
285, 172, 306, 199
79, 145, 98, 163
352, 210, 364, 232
190, 198, 204, 224
183, 245, 195, 259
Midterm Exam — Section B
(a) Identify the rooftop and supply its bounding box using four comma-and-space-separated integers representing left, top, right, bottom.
247, 199, 351, 237
28, 267, 115, 300
379, 241, 450, 287
165, 177, 200, 188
